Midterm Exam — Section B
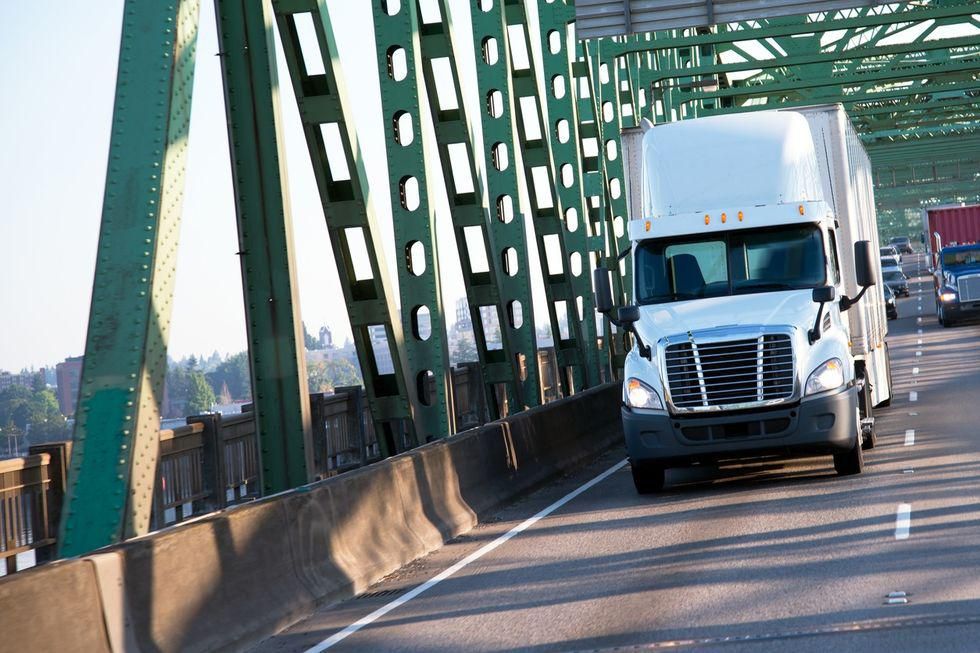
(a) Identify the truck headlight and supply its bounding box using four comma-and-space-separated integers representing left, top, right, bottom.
805, 358, 845, 396
940, 291, 957, 302
625, 378, 664, 410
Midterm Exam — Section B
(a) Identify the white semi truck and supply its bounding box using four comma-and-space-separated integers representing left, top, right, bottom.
594, 105, 892, 493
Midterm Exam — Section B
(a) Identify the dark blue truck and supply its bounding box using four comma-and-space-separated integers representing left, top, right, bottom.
936, 244, 980, 327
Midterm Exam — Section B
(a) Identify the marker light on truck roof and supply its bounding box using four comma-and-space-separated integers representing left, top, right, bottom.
645, 220, 651, 232
738, 211, 744, 221
798, 205, 805, 215
721, 212, 727, 223
704, 214, 710, 225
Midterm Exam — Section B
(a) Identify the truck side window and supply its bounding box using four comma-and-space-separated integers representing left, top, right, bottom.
828, 229, 841, 285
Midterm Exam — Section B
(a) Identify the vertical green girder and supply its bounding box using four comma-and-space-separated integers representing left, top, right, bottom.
503, 0, 599, 392
585, 41, 633, 296
468, 2, 542, 408
58, 0, 201, 557
572, 39, 622, 375
515, 0, 602, 388
272, 0, 414, 455
371, 1, 454, 439
214, 0, 313, 493
415, 1, 527, 417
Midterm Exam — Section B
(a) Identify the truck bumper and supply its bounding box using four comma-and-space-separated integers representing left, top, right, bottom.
943, 301, 980, 321
622, 386, 858, 467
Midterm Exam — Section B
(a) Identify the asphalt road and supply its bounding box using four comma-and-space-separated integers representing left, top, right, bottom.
254, 252, 980, 653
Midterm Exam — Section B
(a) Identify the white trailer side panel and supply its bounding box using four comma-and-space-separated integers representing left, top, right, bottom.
797, 104, 890, 405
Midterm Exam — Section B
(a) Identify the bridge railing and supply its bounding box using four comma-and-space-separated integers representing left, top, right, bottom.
0, 351, 567, 573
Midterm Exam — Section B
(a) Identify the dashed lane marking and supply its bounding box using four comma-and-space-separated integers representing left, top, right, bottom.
910, 391, 918, 402
895, 503, 912, 540
904, 429, 915, 446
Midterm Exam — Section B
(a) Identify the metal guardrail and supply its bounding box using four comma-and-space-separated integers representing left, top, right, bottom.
0, 352, 565, 574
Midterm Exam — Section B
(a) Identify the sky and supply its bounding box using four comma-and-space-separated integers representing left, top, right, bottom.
0, 0, 551, 372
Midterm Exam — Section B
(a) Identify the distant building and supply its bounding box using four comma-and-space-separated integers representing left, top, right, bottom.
319, 326, 334, 349
367, 325, 394, 375
56, 356, 84, 416
0, 369, 44, 393
455, 298, 472, 332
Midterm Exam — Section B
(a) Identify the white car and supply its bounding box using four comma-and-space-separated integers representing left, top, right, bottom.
880, 245, 901, 267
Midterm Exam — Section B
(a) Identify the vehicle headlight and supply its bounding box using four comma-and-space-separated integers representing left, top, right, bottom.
624, 378, 664, 410
940, 291, 957, 302
805, 358, 845, 396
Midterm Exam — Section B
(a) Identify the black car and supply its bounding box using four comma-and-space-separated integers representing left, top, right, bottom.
890, 236, 913, 255
883, 269, 910, 297
883, 284, 898, 320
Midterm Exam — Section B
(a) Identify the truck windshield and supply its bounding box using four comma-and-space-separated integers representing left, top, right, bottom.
635, 224, 826, 304
942, 248, 980, 268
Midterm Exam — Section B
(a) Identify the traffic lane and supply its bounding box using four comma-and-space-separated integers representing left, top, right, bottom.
255, 272, 980, 652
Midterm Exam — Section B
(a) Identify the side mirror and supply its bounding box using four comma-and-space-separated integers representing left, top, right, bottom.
593, 268, 613, 314
812, 286, 835, 304
854, 241, 876, 287
808, 286, 835, 344
617, 305, 640, 325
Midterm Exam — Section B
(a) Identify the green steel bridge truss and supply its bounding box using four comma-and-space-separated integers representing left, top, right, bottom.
62, 0, 980, 555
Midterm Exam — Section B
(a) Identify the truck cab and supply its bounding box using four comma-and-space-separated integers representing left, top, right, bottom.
596, 108, 891, 493
935, 243, 980, 327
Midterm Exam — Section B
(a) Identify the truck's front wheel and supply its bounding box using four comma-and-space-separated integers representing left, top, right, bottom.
631, 461, 666, 494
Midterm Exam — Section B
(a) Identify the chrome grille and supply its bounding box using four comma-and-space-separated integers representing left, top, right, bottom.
957, 275, 980, 302
665, 334, 794, 410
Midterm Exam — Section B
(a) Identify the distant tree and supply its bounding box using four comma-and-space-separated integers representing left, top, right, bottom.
186, 355, 198, 371
205, 352, 251, 401
307, 358, 362, 393
31, 374, 46, 392
217, 381, 232, 405
187, 372, 216, 415
303, 322, 320, 351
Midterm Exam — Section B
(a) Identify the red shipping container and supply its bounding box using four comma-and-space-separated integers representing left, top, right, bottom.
924, 204, 980, 265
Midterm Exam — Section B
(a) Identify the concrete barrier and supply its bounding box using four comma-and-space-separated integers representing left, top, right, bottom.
0, 382, 622, 653
0, 558, 111, 652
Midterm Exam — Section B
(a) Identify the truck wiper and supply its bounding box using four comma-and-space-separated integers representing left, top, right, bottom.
733, 282, 797, 294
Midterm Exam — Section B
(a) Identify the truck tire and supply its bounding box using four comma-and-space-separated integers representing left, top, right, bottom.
834, 411, 864, 476
631, 461, 666, 494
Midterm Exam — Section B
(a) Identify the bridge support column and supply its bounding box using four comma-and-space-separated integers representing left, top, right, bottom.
214, 0, 314, 494
59, 0, 202, 557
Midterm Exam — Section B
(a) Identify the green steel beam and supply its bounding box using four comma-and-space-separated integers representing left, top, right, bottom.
416, 1, 529, 417
371, 1, 454, 439
272, 1, 415, 455
59, 0, 201, 557
573, 40, 624, 375
214, 0, 313, 492
673, 58, 980, 106
504, 0, 600, 391
604, 2, 980, 56
531, 0, 613, 379
468, 1, 543, 407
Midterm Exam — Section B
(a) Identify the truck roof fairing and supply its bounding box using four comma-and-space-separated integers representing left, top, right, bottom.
641, 111, 824, 220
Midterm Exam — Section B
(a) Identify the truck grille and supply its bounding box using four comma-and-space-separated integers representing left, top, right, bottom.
664, 335, 795, 410
957, 275, 980, 302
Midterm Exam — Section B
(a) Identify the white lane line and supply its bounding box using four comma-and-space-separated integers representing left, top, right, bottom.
905, 429, 915, 446
302, 458, 629, 652
912, 367, 919, 375
895, 504, 912, 540
910, 391, 918, 402
917, 339, 922, 345
918, 329, 923, 334
917, 317, 922, 324
916, 351, 922, 357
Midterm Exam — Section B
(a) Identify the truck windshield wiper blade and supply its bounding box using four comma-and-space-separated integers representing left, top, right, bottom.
733, 282, 798, 293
